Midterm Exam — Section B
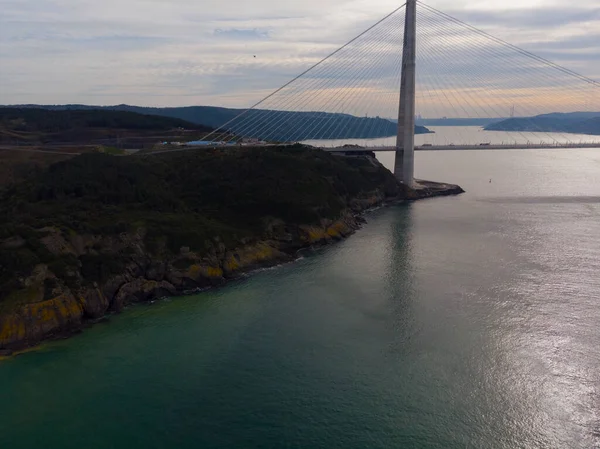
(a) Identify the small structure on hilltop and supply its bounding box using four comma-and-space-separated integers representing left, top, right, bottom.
240, 137, 267, 145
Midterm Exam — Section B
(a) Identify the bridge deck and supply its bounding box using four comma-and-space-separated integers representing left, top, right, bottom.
323, 143, 600, 152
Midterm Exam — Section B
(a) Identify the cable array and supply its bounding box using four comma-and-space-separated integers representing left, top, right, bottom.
415, 2, 599, 145
203, 4, 407, 145
198, 1, 599, 148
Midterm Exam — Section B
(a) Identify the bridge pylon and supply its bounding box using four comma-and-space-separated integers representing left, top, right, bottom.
394, 0, 417, 186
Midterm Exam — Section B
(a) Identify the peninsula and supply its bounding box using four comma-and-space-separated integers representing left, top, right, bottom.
0, 109, 461, 353
0, 145, 462, 353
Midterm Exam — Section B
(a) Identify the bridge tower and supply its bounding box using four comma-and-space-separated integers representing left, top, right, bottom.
394, 0, 417, 186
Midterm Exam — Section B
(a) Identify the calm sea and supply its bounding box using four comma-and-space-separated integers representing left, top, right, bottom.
303, 125, 600, 149
1, 140, 599, 448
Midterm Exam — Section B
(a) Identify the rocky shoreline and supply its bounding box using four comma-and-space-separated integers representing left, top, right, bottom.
0, 181, 463, 355
0, 205, 367, 353
0, 144, 464, 354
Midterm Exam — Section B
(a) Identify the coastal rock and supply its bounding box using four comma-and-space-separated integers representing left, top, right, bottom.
165, 269, 185, 288
299, 216, 357, 245
112, 279, 176, 311
101, 276, 128, 305
146, 262, 167, 282
81, 287, 110, 319
409, 180, 465, 199
184, 264, 225, 286
0, 292, 83, 349
222, 242, 289, 276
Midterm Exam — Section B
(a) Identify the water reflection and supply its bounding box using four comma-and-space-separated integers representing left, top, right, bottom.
383, 204, 419, 354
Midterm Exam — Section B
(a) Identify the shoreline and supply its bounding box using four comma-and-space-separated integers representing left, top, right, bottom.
0, 180, 463, 357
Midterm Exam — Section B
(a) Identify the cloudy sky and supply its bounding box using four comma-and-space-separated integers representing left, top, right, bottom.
0, 0, 598, 109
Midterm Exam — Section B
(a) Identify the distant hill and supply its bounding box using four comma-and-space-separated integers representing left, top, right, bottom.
8, 104, 432, 140
568, 117, 600, 134
485, 112, 600, 135
536, 112, 600, 120
0, 107, 212, 145
415, 117, 505, 127
0, 107, 212, 133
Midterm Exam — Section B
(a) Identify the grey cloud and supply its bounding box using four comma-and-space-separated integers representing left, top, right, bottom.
526, 33, 600, 52
70, 35, 171, 51
0, 0, 598, 109
213, 28, 270, 40
441, 6, 600, 29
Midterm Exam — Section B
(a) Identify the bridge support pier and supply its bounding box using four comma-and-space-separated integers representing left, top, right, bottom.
394, 0, 417, 187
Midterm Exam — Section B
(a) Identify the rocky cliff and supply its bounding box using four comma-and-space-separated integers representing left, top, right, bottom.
0, 202, 381, 351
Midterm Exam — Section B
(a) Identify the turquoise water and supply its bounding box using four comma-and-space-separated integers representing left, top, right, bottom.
1, 149, 600, 448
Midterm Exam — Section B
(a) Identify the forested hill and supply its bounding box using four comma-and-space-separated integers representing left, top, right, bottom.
107, 105, 433, 139
8, 104, 432, 140
0, 108, 213, 145
485, 112, 600, 135
0, 108, 212, 133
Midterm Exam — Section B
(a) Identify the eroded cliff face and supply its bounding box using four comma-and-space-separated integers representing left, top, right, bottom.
0, 198, 381, 351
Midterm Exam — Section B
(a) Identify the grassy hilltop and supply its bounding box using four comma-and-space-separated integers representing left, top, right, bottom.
0, 107, 215, 186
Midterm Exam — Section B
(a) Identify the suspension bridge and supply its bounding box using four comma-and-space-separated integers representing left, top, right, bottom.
192, 0, 600, 186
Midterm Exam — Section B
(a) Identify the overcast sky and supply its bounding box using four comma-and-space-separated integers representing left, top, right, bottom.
0, 0, 598, 109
